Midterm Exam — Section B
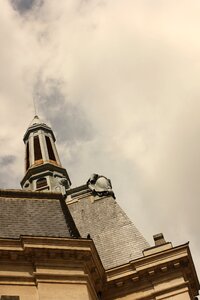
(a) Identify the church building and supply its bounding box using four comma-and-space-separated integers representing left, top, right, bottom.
0, 115, 199, 300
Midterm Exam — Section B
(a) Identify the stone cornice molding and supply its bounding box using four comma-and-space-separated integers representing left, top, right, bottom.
0, 189, 63, 200
105, 243, 199, 299
0, 236, 105, 295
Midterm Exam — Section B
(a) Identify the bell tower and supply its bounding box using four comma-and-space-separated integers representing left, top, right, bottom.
21, 115, 71, 193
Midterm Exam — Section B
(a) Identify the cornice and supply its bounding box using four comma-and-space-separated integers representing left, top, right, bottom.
105, 243, 199, 299
21, 163, 69, 186
0, 189, 63, 200
0, 236, 105, 294
23, 123, 56, 142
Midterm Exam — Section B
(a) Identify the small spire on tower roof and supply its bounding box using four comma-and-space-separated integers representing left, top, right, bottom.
31, 115, 42, 125
29, 115, 43, 127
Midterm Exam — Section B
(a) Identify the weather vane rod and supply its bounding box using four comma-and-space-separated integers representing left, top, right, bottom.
33, 93, 38, 116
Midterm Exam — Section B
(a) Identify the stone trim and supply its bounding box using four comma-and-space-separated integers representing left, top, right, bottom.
0, 236, 105, 295
104, 243, 199, 299
0, 189, 62, 200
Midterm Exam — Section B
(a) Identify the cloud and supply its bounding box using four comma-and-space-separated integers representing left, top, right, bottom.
1, 0, 200, 282
0, 155, 16, 166
0, 155, 17, 187
10, 0, 43, 14
34, 76, 94, 143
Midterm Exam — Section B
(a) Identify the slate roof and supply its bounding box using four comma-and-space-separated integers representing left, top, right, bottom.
0, 187, 149, 270
0, 189, 79, 239
67, 186, 150, 269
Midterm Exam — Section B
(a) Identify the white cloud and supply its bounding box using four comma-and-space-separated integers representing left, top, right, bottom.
1, 0, 200, 281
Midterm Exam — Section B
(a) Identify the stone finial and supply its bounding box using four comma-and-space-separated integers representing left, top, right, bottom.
153, 233, 166, 246
87, 174, 115, 198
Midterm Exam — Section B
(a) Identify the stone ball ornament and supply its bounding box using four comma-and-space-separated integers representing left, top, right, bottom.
87, 174, 115, 198
58, 177, 70, 188
54, 176, 71, 195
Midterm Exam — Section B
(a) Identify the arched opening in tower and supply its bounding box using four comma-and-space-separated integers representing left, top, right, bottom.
34, 135, 43, 165
25, 141, 30, 171
45, 136, 56, 162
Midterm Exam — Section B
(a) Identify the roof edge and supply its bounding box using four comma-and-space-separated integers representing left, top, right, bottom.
0, 188, 63, 199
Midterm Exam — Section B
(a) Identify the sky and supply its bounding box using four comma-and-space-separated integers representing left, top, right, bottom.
0, 0, 200, 284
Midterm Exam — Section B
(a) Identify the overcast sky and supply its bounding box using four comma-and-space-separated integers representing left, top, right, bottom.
1, 0, 200, 282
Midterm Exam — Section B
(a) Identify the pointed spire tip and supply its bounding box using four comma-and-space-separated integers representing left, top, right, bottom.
30, 115, 42, 126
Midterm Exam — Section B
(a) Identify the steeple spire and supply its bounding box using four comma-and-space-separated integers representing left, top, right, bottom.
21, 116, 71, 193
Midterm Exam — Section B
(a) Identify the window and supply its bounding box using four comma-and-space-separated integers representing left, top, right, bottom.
36, 177, 47, 189
25, 141, 30, 170
45, 136, 56, 161
34, 135, 42, 161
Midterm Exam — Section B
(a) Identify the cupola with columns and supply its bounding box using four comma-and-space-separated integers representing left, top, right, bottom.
21, 115, 71, 193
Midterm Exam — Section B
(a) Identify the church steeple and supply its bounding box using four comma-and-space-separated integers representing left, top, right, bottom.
21, 116, 71, 193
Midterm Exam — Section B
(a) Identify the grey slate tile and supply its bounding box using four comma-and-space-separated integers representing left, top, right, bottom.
68, 195, 150, 269
0, 190, 79, 239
